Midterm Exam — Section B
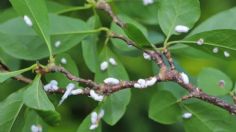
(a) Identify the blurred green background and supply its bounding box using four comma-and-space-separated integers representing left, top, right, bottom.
0, 0, 236, 132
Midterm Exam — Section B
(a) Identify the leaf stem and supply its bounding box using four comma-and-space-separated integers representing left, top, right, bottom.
51, 27, 110, 35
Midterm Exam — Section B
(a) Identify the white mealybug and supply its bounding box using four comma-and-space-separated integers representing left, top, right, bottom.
44, 80, 59, 92
134, 79, 147, 89
108, 58, 117, 65
224, 51, 230, 57
71, 89, 83, 95
61, 58, 67, 64
59, 83, 75, 105
180, 72, 189, 84
143, 52, 151, 60
143, 0, 154, 5
175, 25, 189, 33
218, 80, 225, 88
196, 38, 204, 45
89, 109, 105, 130
23, 15, 33, 27
182, 112, 192, 119
54, 40, 61, 48
100, 61, 109, 71
213, 47, 218, 53
104, 77, 120, 85
146, 77, 157, 86
89, 90, 104, 102
31, 124, 42, 132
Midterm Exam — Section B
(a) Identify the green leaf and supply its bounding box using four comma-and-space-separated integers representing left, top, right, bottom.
190, 7, 236, 35
0, 14, 90, 60
37, 110, 61, 126
0, 47, 20, 70
158, 0, 200, 36
123, 23, 151, 47
76, 112, 102, 132
23, 75, 55, 111
184, 29, 236, 59
197, 68, 233, 96
183, 100, 236, 132
0, 64, 35, 83
82, 16, 100, 73
95, 47, 131, 125
0, 90, 24, 132
45, 53, 79, 88
10, 0, 52, 58
149, 91, 182, 124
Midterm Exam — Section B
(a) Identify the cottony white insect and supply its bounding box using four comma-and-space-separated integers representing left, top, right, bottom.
104, 77, 120, 85
143, 0, 154, 5
108, 58, 117, 65
146, 77, 157, 86
182, 112, 192, 119
89, 109, 105, 130
134, 79, 147, 88
143, 52, 151, 60
196, 38, 204, 45
61, 58, 67, 64
44, 80, 59, 92
224, 51, 230, 57
90, 90, 104, 102
59, 83, 75, 105
100, 61, 109, 71
213, 47, 218, 53
23, 15, 33, 27
180, 72, 189, 84
54, 40, 61, 48
31, 124, 42, 132
71, 89, 83, 95
175, 25, 189, 33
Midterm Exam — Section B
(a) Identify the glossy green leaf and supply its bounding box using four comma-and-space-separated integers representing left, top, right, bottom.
184, 29, 236, 59
190, 7, 236, 35
95, 47, 131, 125
197, 68, 233, 96
158, 0, 200, 36
0, 90, 24, 132
0, 64, 35, 83
149, 91, 182, 124
23, 75, 55, 111
0, 47, 20, 70
123, 23, 151, 47
10, 0, 52, 58
0, 14, 90, 60
45, 53, 79, 88
76, 112, 102, 132
183, 100, 236, 132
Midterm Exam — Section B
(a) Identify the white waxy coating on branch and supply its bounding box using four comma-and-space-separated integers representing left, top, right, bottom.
89, 90, 104, 102
146, 77, 157, 86
31, 124, 42, 132
196, 38, 204, 45
224, 51, 230, 57
213, 47, 218, 53
100, 61, 109, 71
61, 58, 67, 64
59, 83, 75, 105
175, 25, 189, 33
89, 109, 105, 130
54, 40, 61, 48
182, 112, 192, 119
71, 89, 83, 95
109, 58, 117, 65
104, 77, 120, 85
134, 77, 157, 89
44, 80, 59, 92
143, 52, 151, 60
23, 15, 33, 27
143, 0, 154, 5
180, 72, 189, 84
